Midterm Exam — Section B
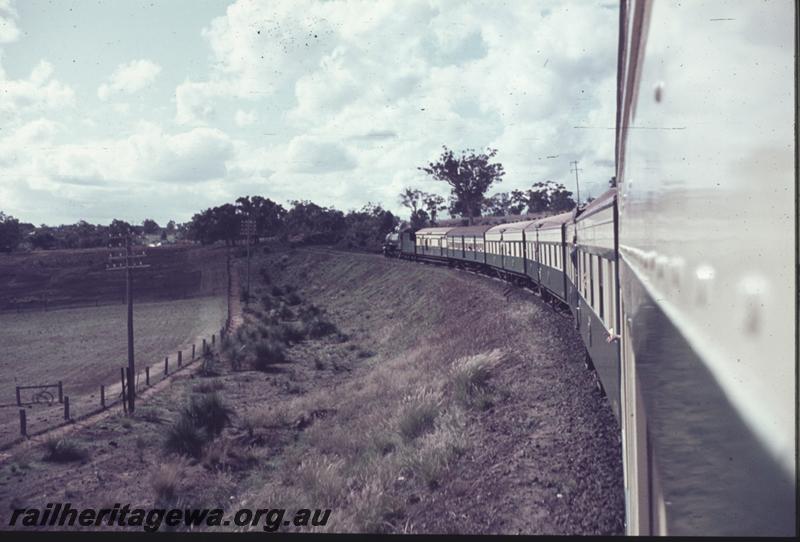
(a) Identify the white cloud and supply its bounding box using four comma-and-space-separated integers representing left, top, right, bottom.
97, 59, 162, 101
234, 109, 256, 127
285, 135, 357, 174
0, 0, 20, 44
0, 60, 75, 115
1, 0, 627, 224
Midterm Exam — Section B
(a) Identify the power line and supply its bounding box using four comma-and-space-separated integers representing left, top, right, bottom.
107, 234, 149, 414
570, 160, 583, 205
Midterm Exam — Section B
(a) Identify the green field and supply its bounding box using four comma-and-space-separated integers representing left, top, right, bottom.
0, 295, 226, 444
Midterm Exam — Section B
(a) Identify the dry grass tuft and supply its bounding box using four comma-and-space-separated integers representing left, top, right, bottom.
450, 349, 505, 409
150, 458, 188, 505
397, 388, 442, 442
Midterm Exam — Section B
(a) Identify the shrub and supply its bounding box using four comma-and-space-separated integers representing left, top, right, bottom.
183, 393, 234, 438
137, 407, 165, 424
270, 285, 283, 297
286, 291, 302, 306
164, 416, 207, 458
42, 438, 89, 463
398, 389, 441, 442
305, 317, 337, 339
281, 321, 306, 343
252, 339, 287, 371
258, 266, 272, 284
299, 304, 322, 319
198, 350, 221, 377
193, 380, 225, 394
278, 304, 295, 320
225, 341, 247, 371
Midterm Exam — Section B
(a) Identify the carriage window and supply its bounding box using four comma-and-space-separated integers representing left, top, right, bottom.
589, 254, 594, 306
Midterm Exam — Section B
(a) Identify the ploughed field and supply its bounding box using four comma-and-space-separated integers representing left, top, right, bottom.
0, 246, 623, 534
0, 244, 228, 311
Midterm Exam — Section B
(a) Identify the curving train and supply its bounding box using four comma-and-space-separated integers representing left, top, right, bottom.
383, 0, 796, 536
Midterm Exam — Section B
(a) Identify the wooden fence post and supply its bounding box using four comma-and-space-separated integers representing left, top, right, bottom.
120, 368, 127, 414
202, 338, 207, 354
164, 356, 169, 376
15, 387, 20, 407
19, 409, 26, 437
178, 351, 182, 367
192, 344, 196, 360
145, 366, 150, 386
64, 396, 70, 421
58, 381, 63, 403
212, 333, 215, 346
101, 385, 106, 409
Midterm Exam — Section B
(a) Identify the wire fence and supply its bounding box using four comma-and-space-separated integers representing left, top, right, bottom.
0, 254, 237, 450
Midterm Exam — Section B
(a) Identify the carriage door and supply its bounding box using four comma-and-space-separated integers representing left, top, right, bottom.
620, 302, 664, 535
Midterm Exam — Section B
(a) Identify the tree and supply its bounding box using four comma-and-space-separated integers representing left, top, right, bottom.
548, 183, 575, 212
142, 219, 160, 234
409, 209, 429, 230
484, 192, 513, 216
30, 228, 57, 250
340, 203, 398, 251
166, 220, 177, 233
399, 188, 423, 221
235, 196, 286, 238
0, 212, 22, 252
419, 146, 505, 225
284, 200, 346, 245
524, 181, 575, 213
109, 219, 132, 237
421, 193, 446, 225
482, 190, 528, 217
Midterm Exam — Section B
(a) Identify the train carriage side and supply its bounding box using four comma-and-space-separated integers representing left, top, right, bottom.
413, 227, 454, 261
399, 228, 416, 258
529, 211, 573, 302
615, 0, 795, 535
445, 225, 492, 265
565, 217, 578, 314
574, 189, 620, 420
485, 220, 536, 275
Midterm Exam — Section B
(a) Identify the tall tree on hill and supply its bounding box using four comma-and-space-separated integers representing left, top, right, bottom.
0, 211, 22, 252
419, 146, 505, 225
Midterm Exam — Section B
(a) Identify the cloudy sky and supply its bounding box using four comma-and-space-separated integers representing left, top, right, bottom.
0, 0, 619, 226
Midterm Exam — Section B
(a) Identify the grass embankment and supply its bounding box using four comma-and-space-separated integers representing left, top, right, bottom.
0, 247, 623, 534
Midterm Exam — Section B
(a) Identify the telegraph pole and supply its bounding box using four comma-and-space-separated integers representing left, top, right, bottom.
570, 160, 583, 207
107, 233, 148, 413
240, 218, 256, 303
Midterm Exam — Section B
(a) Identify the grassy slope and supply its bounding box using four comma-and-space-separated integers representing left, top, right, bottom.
0, 247, 622, 534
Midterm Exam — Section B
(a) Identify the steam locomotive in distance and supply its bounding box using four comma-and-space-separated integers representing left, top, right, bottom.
384, 0, 796, 536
